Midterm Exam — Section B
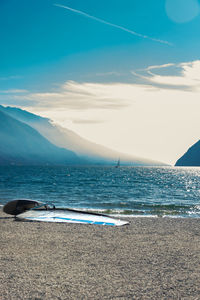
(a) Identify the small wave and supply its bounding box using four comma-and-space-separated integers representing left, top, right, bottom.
62, 203, 200, 218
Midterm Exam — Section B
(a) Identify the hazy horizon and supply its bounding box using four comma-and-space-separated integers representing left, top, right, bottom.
1, 0, 200, 165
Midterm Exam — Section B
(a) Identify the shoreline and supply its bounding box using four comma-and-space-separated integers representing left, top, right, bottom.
2, 204, 200, 219
1, 210, 200, 299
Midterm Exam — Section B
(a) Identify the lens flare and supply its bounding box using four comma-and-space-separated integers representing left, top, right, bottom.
165, 0, 200, 23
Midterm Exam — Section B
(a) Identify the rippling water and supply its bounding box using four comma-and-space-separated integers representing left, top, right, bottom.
1, 166, 200, 217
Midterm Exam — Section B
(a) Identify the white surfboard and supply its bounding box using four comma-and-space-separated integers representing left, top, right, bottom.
17, 209, 129, 226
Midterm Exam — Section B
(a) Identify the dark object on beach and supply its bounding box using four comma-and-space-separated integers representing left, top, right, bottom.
3, 199, 40, 216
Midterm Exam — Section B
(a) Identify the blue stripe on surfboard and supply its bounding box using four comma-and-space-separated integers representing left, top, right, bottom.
24, 216, 115, 226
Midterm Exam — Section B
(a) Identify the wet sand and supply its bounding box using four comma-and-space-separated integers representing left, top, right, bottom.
0, 210, 200, 299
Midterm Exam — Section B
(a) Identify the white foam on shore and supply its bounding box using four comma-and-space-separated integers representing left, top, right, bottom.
112, 214, 158, 218
58, 207, 182, 218
76, 209, 200, 219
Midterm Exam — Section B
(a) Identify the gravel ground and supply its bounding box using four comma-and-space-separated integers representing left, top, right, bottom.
0, 210, 200, 299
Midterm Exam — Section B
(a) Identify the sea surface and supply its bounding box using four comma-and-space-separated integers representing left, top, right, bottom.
1, 165, 200, 218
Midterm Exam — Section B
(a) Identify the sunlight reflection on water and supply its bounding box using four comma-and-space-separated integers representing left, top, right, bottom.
0, 166, 200, 217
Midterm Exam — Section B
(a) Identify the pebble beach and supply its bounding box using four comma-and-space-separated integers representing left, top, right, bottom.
1, 210, 200, 299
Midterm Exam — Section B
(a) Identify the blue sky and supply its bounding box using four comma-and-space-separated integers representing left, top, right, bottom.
1, 0, 200, 164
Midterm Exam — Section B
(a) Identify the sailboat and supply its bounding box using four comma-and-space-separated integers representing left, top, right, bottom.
115, 158, 120, 168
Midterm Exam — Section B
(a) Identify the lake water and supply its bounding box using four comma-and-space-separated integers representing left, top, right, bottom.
0, 165, 200, 218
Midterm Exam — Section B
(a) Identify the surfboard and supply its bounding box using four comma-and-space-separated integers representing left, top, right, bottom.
3, 200, 129, 226
16, 208, 129, 226
3, 199, 43, 216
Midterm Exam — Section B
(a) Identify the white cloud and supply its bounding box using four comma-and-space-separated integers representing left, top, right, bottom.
3, 60, 200, 165
146, 63, 175, 71
17, 80, 148, 111
148, 61, 200, 88
72, 119, 103, 124
132, 60, 200, 90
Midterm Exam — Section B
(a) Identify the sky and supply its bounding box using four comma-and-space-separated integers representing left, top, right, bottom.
1, 0, 200, 165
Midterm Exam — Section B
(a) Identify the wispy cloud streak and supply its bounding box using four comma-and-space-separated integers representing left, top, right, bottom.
0, 89, 28, 94
54, 4, 172, 46
131, 61, 200, 91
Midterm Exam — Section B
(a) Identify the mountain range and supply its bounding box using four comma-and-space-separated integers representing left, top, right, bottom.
0, 109, 80, 165
0, 105, 165, 166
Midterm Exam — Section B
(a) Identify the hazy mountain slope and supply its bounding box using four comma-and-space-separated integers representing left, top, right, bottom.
175, 140, 200, 166
0, 110, 79, 165
0, 105, 166, 166
0, 105, 45, 123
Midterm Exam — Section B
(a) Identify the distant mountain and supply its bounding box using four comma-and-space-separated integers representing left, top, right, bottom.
0, 109, 80, 165
175, 140, 200, 166
0, 105, 166, 166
